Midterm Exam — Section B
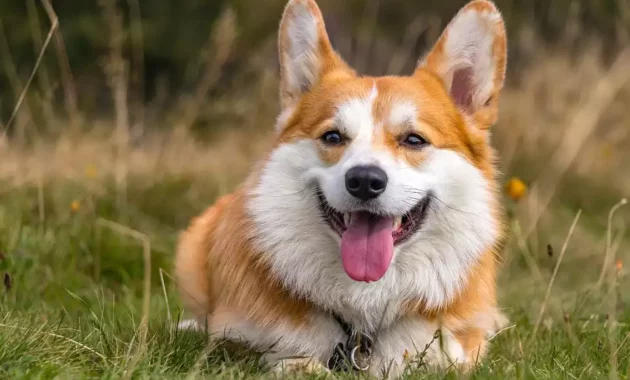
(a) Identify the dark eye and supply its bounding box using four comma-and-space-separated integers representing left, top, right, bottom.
321, 130, 344, 145
402, 133, 428, 148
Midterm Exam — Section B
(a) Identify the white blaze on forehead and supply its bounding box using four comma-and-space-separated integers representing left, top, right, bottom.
334, 83, 378, 143
388, 101, 418, 128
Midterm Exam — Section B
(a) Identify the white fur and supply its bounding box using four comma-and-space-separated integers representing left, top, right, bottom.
372, 317, 465, 378
431, 7, 501, 110
333, 84, 378, 143
177, 319, 200, 331
388, 101, 418, 128
205, 309, 344, 364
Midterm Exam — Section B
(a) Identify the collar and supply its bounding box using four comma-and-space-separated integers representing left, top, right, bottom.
326, 313, 374, 372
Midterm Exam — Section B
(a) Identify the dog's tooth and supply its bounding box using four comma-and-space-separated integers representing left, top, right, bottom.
344, 213, 351, 226
393, 216, 402, 231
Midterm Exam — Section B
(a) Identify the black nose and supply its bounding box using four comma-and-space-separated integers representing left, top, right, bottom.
345, 165, 388, 201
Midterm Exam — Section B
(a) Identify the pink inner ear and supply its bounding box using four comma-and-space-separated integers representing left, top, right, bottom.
451, 67, 474, 112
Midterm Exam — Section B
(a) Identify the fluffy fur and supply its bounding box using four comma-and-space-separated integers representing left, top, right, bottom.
175, 0, 508, 377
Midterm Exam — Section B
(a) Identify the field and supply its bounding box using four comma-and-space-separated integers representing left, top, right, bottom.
2, 1, 630, 379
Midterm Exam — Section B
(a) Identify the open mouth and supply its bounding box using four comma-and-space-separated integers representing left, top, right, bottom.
317, 191, 431, 245
316, 189, 430, 283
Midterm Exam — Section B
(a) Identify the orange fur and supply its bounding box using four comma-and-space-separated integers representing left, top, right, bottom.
176, 188, 313, 329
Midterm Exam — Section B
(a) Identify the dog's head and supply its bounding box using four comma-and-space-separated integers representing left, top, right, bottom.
248, 0, 506, 308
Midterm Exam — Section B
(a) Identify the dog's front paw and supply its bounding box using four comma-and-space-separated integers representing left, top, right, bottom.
266, 356, 330, 376
490, 310, 510, 334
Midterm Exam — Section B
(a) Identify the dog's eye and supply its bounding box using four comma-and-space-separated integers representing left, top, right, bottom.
402, 133, 428, 148
321, 130, 344, 145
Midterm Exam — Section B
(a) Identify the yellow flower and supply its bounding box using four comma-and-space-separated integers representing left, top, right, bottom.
403, 349, 410, 360
70, 200, 81, 212
506, 177, 527, 201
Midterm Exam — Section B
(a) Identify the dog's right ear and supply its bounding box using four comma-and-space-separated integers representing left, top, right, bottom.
418, 0, 507, 129
278, 0, 352, 111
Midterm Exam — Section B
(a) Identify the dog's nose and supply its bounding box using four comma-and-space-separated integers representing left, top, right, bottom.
345, 165, 388, 201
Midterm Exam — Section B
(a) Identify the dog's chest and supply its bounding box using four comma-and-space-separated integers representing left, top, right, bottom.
333, 299, 403, 334
303, 274, 412, 333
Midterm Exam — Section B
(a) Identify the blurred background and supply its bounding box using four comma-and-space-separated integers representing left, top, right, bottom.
1, 0, 630, 377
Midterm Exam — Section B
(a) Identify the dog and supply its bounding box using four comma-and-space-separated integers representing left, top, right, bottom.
175, 0, 508, 376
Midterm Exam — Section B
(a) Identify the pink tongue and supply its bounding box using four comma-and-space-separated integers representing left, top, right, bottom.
341, 212, 394, 282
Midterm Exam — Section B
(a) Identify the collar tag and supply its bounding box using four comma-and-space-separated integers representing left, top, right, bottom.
327, 330, 373, 372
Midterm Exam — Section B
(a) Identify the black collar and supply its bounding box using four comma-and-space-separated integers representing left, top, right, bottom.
327, 313, 374, 372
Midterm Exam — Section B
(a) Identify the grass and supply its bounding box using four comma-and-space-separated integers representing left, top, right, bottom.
0, 154, 629, 379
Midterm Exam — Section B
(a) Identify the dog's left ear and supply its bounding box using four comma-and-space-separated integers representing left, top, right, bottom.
418, 0, 507, 129
278, 0, 352, 112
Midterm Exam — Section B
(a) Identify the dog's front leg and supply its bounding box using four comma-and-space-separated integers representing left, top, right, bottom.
205, 309, 344, 374
370, 317, 466, 378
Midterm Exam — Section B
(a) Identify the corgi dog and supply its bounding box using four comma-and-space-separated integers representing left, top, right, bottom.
175, 0, 508, 376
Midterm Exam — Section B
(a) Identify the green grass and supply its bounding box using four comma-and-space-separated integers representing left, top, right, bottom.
0, 175, 629, 379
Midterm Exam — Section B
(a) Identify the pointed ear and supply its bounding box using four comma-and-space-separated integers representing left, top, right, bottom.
418, 0, 507, 129
278, 0, 351, 110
